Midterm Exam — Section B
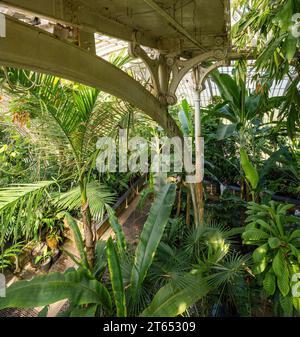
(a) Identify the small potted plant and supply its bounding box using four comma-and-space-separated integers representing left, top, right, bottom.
42, 216, 64, 263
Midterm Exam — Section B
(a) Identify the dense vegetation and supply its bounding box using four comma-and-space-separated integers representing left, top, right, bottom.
0, 0, 299, 317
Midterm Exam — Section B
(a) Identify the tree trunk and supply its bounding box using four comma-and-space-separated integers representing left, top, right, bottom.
80, 178, 95, 269
186, 190, 191, 227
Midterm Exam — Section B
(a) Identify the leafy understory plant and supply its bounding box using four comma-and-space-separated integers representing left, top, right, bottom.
0, 184, 246, 317
242, 201, 300, 315
0, 242, 24, 271
0, 184, 203, 317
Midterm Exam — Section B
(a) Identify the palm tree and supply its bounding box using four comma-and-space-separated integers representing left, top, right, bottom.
0, 55, 131, 266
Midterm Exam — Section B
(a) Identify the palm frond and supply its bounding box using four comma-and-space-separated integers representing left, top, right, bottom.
55, 181, 115, 222
207, 252, 251, 288
0, 181, 54, 244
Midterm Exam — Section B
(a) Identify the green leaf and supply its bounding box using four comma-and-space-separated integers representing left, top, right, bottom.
242, 228, 269, 243
252, 243, 269, 274
276, 0, 293, 31
273, 250, 290, 296
141, 272, 209, 317
268, 237, 281, 249
178, 99, 193, 136
253, 258, 269, 274
178, 110, 190, 135
273, 250, 288, 276
211, 71, 241, 109
0, 181, 54, 244
106, 237, 127, 317
277, 275, 290, 297
293, 298, 300, 312
56, 182, 115, 222
240, 147, 259, 190
288, 244, 300, 263
285, 35, 297, 61
253, 243, 269, 263
93, 240, 107, 278
279, 294, 293, 316
181, 99, 190, 116
0, 270, 112, 311
65, 213, 89, 270
216, 123, 237, 140
263, 269, 276, 296
130, 184, 176, 303
289, 230, 300, 241
106, 205, 127, 253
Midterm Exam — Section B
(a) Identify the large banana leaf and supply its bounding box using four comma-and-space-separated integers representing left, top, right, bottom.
106, 237, 127, 317
130, 184, 176, 302
178, 99, 193, 136
0, 269, 112, 311
240, 147, 259, 190
211, 71, 241, 110
216, 123, 237, 140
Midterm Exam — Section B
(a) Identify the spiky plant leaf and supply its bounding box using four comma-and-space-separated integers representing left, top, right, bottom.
106, 238, 127, 317
130, 184, 176, 303
106, 205, 126, 254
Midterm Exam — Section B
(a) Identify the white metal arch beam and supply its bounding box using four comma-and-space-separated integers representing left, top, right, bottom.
0, 16, 181, 137
0, 0, 158, 48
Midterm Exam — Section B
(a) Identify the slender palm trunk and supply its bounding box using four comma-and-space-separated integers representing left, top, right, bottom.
79, 177, 95, 268
186, 190, 191, 227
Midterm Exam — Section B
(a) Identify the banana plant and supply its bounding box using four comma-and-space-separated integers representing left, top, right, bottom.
211, 70, 283, 200
0, 184, 206, 317
212, 70, 262, 143
242, 200, 300, 316
232, 0, 300, 138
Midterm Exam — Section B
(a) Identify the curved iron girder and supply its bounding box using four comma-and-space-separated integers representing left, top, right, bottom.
0, 0, 158, 48
0, 16, 181, 137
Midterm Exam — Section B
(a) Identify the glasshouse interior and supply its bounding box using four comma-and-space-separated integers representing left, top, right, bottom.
0, 0, 299, 319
